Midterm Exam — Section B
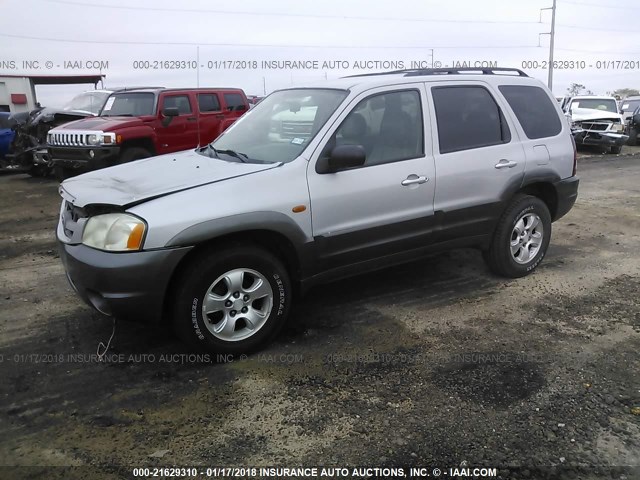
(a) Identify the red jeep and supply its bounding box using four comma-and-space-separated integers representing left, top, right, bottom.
47, 87, 249, 179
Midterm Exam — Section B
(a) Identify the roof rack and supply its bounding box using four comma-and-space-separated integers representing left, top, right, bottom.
343, 67, 529, 78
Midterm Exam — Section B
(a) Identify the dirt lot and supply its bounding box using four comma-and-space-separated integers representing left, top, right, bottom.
0, 150, 639, 480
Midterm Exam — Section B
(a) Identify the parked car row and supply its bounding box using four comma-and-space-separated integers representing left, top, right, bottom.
3, 87, 252, 179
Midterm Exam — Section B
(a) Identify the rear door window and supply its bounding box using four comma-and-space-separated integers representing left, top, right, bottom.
432, 85, 511, 154
198, 94, 221, 112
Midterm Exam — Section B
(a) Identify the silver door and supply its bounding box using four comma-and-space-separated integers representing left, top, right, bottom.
307, 84, 436, 270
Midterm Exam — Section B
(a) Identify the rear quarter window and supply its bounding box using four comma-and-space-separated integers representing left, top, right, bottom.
499, 85, 562, 140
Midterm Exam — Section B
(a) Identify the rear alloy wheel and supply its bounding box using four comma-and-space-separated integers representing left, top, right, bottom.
172, 245, 292, 354
484, 195, 551, 278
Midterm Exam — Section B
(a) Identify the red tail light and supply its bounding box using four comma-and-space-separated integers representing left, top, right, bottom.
570, 134, 577, 176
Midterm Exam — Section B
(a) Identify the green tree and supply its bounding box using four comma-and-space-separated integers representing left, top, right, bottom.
608, 88, 640, 99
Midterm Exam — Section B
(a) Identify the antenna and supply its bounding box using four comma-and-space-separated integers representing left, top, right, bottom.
196, 45, 202, 148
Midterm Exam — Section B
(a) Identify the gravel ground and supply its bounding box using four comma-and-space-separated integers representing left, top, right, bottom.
0, 152, 639, 480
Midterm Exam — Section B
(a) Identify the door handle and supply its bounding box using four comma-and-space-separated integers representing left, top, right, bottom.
401, 175, 429, 186
495, 159, 518, 169
187, 117, 197, 122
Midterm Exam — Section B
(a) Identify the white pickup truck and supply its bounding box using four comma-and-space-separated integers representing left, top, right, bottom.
564, 96, 628, 153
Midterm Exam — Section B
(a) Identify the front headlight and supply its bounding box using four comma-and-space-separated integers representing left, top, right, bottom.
87, 132, 116, 145
82, 213, 146, 251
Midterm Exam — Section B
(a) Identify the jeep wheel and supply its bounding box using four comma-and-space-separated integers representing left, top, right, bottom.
53, 165, 78, 181
28, 165, 52, 178
172, 245, 292, 354
628, 127, 638, 146
610, 145, 622, 154
117, 147, 151, 165
484, 195, 551, 278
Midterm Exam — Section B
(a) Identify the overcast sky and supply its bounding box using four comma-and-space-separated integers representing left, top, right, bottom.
1, 0, 639, 107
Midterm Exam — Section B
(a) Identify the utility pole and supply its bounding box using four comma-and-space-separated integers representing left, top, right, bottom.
539, 0, 557, 91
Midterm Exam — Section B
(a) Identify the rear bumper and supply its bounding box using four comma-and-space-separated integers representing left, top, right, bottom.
573, 130, 628, 147
58, 241, 192, 323
50, 146, 120, 169
553, 176, 579, 221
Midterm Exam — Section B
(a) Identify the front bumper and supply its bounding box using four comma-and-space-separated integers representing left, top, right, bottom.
573, 130, 628, 147
49, 146, 120, 169
553, 176, 579, 222
58, 241, 192, 323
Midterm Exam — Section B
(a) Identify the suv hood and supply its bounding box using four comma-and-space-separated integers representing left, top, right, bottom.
571, 108, 622, 122
55, 116, 145, 131
60, 150, 281, 208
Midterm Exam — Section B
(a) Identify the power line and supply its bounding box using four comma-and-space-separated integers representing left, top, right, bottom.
0, 32, 542, 49
39, 0, 539, 24
556, 47, 640, 54
556, 23, 640, 33
558, 0, 640, 10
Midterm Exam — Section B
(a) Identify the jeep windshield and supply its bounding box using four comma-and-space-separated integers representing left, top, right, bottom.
206, 88, 348, 163
571, 98, 618, 113
63, 91, 110, 115
100, 92, 155, 116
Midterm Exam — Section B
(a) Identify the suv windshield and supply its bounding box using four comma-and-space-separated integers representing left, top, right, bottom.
208, 88, 348, 163
100, 92, 155, 116
571, 98, 618, 113
63, 91, 110, 115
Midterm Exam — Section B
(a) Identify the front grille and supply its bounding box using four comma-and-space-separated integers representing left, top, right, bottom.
49, 132, 89, 146
281, 120, 314, 139
581, 122, 609, 131
61, 200, 87, 239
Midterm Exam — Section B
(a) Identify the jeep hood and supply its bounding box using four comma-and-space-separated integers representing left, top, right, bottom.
56, 116, 145, 131
571, 108, 622, 122
60, 150, 281, 208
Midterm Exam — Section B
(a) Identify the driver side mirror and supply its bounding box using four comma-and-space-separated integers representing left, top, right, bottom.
316, 145, 366, 174
161, 107, 179, 127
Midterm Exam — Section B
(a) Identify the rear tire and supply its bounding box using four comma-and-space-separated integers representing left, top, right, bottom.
172, 245, 292, 354
610, 145, 622, 154
627, 127, 638, 146
484, 195, 551, 278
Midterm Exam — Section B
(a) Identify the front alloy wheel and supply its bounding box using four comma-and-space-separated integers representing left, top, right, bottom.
172, 245, 292, 354
202, 268, 274, 342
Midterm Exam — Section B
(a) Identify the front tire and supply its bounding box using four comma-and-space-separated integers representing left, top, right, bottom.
610, 145, 622, 154
484, 195, 551, 278
172, 245, 292, 354
117, 147, 151, 165
627, 127, 638, 146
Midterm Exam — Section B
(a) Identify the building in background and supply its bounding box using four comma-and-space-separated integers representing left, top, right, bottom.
0, 74, 104, 113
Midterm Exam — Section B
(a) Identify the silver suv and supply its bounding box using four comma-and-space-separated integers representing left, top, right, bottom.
57, 68, 579, 354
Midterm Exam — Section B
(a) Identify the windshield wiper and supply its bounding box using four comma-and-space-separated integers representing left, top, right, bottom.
207, 145, 249, 163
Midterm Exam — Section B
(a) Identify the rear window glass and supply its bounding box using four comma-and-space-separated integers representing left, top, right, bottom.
499, 85, 562, 140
